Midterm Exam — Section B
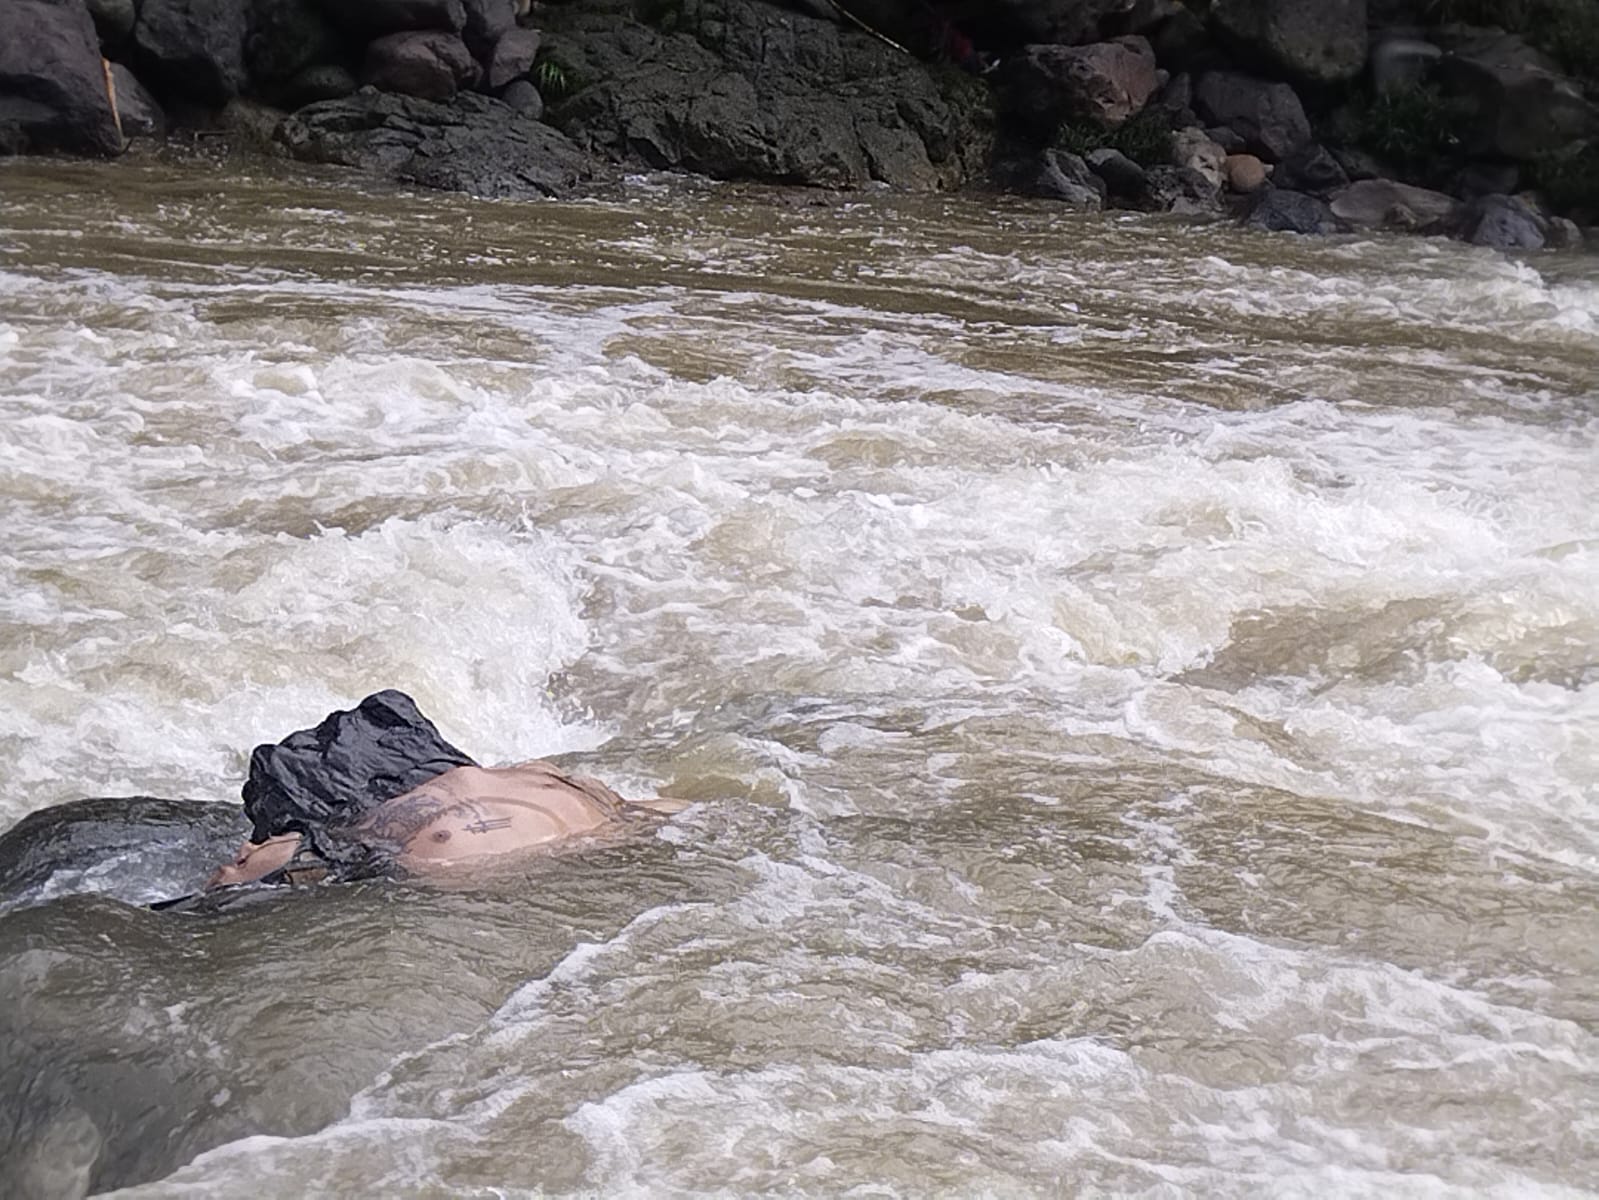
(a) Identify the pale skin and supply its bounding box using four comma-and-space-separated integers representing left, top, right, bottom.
207, 762, 685, 889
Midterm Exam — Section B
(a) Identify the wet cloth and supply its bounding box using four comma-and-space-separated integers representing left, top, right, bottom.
242, 690, 476, 869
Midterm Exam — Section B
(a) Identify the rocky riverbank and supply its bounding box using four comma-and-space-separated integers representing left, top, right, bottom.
3, 0, 1595, 250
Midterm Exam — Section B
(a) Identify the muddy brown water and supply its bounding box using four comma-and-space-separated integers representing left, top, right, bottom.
1, 157, 1596, 1197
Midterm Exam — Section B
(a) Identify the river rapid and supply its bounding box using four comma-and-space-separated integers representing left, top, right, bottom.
1, 158, 1596, 1197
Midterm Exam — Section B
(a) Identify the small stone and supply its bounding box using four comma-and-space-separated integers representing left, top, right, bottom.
1224, 153, 1267, 192
498, 78, 542, 118
1171, 127, 1225, 191
1086, 147, 1147, 199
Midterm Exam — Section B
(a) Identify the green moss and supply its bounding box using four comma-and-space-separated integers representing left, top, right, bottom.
1057, 107, 1173, 167
533, 53, 576, 100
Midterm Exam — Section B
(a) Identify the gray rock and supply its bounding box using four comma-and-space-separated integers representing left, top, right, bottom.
245, 0, 343, 88
461, 0, 516, 59
109, 63, 165, 137
1244, 188, 1342, 234
498, 77, 542, 118
1171, 126, 1225, 190
1330, 144, 1384, 181
219, 96, 285, 147
1329, 178, 1458, 230
1273, 142, 1348, 197
1437, 33, 1599, 161
486, 27, 539, 90
86, 0, 137, 48
1143, 163, 1221, 214
1154, 72, 1196, 126
1211, 0, 1367, 84
1032, 149, 1106, 208
995, 37, 1159, 131
1148, 4, 1211, 73
1451, 160, 1520, 199
1371, 35, 1442, 95
1545, 216, 1582, 250
1206, 125, 1245, 153
1194, 70, 1311, 162
1086, 146, 1146, 199
363, 31, 479, 101
276, 87, 593, 198
321, 0, 466, 37
280, 63, 359, 108
539, 0, 990, 192
1455, 193, 1546, 250
0, 0, 123, 156
134, 0, 250, 104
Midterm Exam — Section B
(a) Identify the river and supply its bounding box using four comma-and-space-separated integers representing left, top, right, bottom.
1, 158, 1596, 1197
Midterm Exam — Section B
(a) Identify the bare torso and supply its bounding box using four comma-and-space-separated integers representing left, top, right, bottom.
209, 762, 674, 888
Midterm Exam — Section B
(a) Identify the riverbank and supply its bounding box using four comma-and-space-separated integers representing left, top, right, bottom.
4, 1, 1596, 251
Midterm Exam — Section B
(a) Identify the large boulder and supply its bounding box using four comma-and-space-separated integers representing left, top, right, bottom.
244, 0, 343, 90
538, 0, 992, 192
1450, 192, 1548, 251
1244, 187, 1342, 234
1194, 70, 1310, 162
134, 0, 250, 104
362, 31, 479, 101
993, 37, 1159, 132
485, 27, 539, 91
1437, 34, 1599, 161
461, 0, 516, 59
320, 0, 466, 37
86, 0, 137, 50
0, 0, 123, 156
1210, 0, 1366, 84
1329, 177, 1458, 230
276, 87, 595, 198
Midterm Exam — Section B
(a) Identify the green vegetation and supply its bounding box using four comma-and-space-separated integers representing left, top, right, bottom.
534, 54, 576, 101
1532, 142, 1599, 214
1352, 84, 1469, 164
1056, 107, 1173, 167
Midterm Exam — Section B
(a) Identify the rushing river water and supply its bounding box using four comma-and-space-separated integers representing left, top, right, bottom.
1, 157, 1596, 1197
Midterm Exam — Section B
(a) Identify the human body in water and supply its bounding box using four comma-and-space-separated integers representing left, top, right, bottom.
209, 762, 682, 889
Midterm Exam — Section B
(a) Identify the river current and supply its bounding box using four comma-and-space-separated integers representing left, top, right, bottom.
1, 158, 1596, 1197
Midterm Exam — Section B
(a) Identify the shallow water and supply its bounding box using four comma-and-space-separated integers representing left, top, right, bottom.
1, 157, 1596, 1197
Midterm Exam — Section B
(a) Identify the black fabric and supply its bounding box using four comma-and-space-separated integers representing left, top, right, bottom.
241, 690, 476, 847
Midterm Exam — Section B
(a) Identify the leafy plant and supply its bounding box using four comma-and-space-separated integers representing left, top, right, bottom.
534, 54, 575, 100
1056, 107, 1173, 167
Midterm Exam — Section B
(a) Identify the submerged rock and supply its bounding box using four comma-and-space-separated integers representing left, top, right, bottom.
1329, 177, 1458, 230
0, 796, 249, 914
278, 87, 594, 198
1244, 187, 1343, 234
0, 0, 123, 156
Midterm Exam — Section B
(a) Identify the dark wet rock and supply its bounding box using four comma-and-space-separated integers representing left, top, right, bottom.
277, 87, 593, 198
1451, 160, 1520, 199
0, 0, 123, 156
1451, 192, 1546, 250
86, 0, 137, 49
134, 0, 250, 104
1371, 34, 1442, 95
1331, 144, 1383, 181
363, 31, 479, 101
1438, 33, 1599, 161
1245, 187, 1343, 234
1211, 0, 1366, 84
1545, 216, 1583, 251
461, 0, 516, 59
321, 0, 466, 37
994, 37, 1160, 133
219, 95, 285, 146
0, 797, 250, 914
279, 62, 358, 108
948, 0, 1129, 49
1194, 70, 1310, 162
540, 0, 990, 191
1224, 151, 1266, 192
1153, 72, 1196, 127
485, 27, 540, 90
1030, 148, 1106, 207
1143, 162, 1220, 214
1148, 4, 1213, 73
245, 0, 343, 89
1272, 142, 1348, 197
1329, 177, 1457, 230
1086, 147, 1146, 199
109, 63, 165, 137
499, 77, 542, 118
